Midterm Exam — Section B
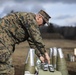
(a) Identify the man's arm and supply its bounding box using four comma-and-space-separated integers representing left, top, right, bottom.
25, 13, 50, 64
26, 13, 46, 56
27, 37, 49, 63
27, 37, 42, 57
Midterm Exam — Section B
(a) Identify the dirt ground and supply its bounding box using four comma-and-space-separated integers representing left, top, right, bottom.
12, 39, 76, 75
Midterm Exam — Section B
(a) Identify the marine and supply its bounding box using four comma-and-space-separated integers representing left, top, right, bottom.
0, 10, 51, 75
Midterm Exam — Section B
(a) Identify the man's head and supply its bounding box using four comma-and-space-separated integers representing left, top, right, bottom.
36, 10, 51, 26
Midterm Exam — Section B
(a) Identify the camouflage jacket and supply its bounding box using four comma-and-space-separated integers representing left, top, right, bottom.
0, 12, 46, 57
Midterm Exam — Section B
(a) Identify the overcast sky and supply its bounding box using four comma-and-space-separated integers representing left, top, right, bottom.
0, 0, 76, 26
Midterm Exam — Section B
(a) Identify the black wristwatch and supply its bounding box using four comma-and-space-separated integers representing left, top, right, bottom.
39, 54, 43, 57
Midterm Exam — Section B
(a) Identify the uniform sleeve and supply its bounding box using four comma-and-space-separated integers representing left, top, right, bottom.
27, 37, 42, 57
26, 14, 46, 55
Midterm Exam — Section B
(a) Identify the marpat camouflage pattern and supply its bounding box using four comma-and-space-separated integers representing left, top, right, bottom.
0, 12, 46, 74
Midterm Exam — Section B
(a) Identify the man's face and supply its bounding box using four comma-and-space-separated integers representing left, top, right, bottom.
36, 14, 46, 26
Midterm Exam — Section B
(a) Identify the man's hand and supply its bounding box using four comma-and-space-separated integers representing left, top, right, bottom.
40, 56, 45, 63
44, 52, 50, 64
39, 52, 50, 64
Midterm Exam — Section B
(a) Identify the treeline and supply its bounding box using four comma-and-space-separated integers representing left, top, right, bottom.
40, 23, 76, 39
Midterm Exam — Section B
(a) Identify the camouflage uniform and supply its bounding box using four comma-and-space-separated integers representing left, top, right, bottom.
0, 12, 46, 75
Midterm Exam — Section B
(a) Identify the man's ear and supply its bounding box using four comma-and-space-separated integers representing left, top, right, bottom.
39, 14, 42, 18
